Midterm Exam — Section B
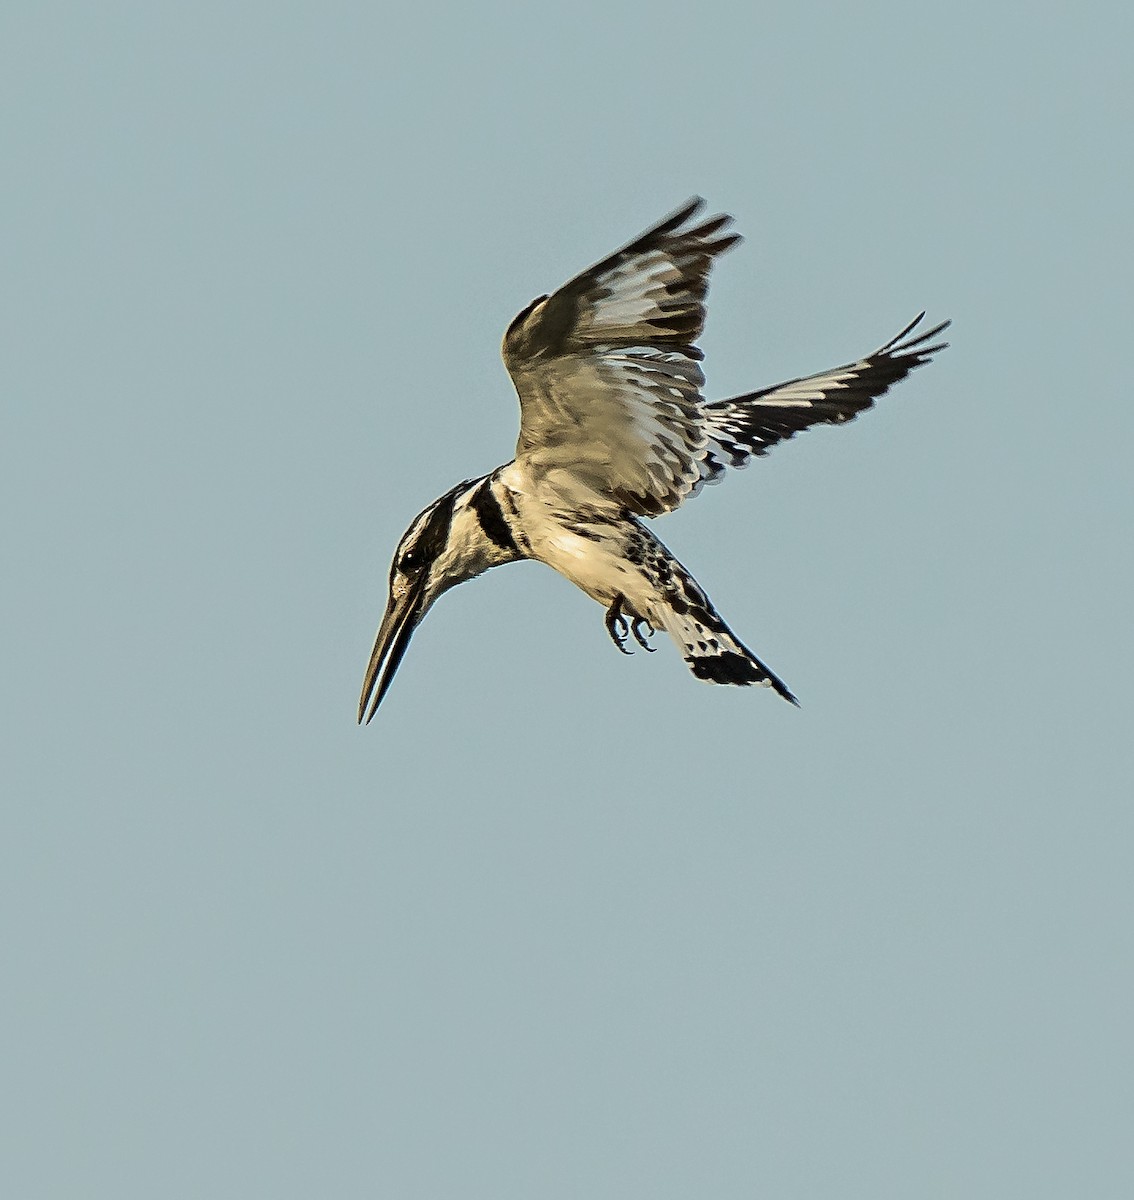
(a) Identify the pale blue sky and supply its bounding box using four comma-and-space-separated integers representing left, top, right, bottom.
4, 2, 1133, 1197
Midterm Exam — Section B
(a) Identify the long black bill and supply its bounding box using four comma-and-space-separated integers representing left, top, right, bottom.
357, 581, 426, 724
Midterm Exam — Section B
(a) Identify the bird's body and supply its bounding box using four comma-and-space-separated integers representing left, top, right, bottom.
359, 199, 948, 722
483, 463, 796, 696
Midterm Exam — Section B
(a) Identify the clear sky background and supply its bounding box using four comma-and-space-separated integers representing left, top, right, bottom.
4, 2, 1132, 1197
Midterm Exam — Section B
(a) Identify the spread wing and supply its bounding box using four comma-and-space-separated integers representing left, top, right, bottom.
697, 314, 951, 487
502, 198, 739, 517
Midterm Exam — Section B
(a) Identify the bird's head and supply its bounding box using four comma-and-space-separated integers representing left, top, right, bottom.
357, 476, 517, 723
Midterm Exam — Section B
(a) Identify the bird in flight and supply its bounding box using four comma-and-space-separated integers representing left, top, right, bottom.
359, 199, 948, 722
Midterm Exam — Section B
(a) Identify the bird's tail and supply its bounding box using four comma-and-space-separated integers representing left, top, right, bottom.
652, 593, 799, 705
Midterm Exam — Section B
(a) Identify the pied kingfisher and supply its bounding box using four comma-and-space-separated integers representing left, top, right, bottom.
359, 199, 948, 722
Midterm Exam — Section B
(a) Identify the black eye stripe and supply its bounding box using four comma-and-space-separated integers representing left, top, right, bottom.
392, 477, 478, 577
415, 492, 457, 558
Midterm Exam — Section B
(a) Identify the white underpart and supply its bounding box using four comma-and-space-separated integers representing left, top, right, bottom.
497, 465, 647, 608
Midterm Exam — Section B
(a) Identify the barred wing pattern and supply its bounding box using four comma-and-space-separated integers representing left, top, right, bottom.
503, 198, 739, 517
697, 314, 950, 487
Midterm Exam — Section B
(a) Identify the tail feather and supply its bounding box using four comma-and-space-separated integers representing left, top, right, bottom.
686, 643, 798, 704
652, 584, 798, 705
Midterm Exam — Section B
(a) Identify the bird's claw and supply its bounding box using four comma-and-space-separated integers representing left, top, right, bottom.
605, 596, 655, 655
631, 617, 656, 652
604, 596, 633, 655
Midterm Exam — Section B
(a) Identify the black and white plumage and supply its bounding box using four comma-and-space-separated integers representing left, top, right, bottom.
358, 199, 948, 722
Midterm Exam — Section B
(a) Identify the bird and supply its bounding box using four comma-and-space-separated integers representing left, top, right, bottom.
358, 198, 948, 723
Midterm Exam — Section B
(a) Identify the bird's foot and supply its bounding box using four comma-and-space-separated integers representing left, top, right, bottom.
604, 595, 633, 655
605, 596, 655, 655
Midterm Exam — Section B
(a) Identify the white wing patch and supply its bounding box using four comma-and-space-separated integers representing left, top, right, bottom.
572, 251, 692, 341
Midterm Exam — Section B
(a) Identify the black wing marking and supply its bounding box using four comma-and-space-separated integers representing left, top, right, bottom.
698, 314, 950, 487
